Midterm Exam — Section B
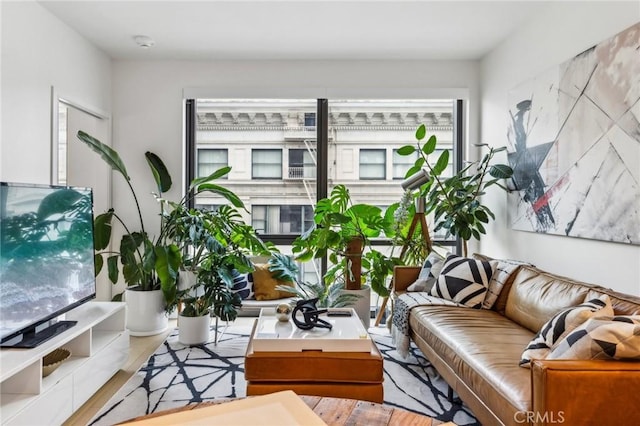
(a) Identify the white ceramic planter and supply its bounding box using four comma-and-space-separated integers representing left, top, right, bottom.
125, 288, 168, 336
178, 314, 211, 345
341, 287, 371, 328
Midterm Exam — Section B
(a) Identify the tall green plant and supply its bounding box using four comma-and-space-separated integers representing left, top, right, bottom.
77, 131, 245, 306
291, 185, 397, 297
396, 124, 514, 255
166, 204, 271, 319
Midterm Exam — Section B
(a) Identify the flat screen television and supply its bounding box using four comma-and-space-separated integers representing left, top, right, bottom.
0, 182, 96, 348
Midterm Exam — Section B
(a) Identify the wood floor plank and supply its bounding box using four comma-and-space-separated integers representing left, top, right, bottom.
311, 397, 358, 425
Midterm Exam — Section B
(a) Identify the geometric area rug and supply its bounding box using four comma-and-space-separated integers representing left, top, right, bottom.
89, 323, 478, 425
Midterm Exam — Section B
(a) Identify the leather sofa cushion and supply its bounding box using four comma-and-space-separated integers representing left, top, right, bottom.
505, 266, 590, 333
409, 305, 534, 418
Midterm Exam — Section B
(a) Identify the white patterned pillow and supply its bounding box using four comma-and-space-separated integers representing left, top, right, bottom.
548, 315, 640, 361
230, 270, 254, 300
481, 260, 526, 309
407, 251, 445, 292
519, 295, 614, 368
430, 254, 494, 308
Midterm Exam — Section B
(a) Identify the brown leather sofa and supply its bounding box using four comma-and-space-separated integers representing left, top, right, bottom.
393, 259, 640, 426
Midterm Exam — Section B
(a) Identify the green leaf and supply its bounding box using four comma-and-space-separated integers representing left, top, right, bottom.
433, 150, 450, 175
397, 145, 416, 156
489, 164, 513, 179
94, 254, 103, 276
93, 210, 114, 250
404, 165, 421, 179
189, 166, 231, 191
476, 222, 486, 234
145, 152, 172, 194
415, 124, 426, 141
475, 210, 489, 223
196, 183, 245, 209
77, 131, 130, 181
107, 255, 119, 284
423, 135, 437, 155
155, 244, 182, 305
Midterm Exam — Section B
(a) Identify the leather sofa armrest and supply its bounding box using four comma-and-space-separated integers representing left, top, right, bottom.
531, 359, 640, 426
393, 266, 420, 292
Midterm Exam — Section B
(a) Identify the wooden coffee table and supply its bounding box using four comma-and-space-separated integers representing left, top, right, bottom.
244, 315, 384, 403
121, 395, 453, 425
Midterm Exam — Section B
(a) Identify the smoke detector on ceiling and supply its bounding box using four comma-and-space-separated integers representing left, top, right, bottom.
133, 35, 155, 49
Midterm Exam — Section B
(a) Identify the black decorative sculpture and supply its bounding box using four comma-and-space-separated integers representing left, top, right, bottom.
291, 298, 332, 330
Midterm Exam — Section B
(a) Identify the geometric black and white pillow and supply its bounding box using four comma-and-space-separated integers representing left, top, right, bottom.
430, 254, 494, 308
230, 269, 254, 300
407, 251, 446, 292
519, 295, 614, 368
548, 315, 640, 361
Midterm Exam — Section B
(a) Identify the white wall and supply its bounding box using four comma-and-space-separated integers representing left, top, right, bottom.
480, 2, 640, 294
0, 1, 112, 299
0, 1, 111, 183
111, 60, 480, 242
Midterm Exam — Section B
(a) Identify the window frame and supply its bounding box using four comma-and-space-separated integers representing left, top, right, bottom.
197, 148, 228, 178
251, 148, 283, 180
359, 148, 387, 180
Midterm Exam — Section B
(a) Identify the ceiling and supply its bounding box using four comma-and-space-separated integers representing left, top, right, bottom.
39, 1, 550, 61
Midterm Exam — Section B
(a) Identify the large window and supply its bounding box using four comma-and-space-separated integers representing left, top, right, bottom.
188, 98, 461, 255
359, 149, 386, 180
252, 149, 282, 179
197, 148, 228, 178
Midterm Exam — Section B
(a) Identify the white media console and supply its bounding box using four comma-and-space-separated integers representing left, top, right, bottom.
0, 302, 128, 425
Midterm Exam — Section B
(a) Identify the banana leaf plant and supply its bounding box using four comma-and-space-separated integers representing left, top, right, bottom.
76, 131, 248, 308
395, 124, 514, 256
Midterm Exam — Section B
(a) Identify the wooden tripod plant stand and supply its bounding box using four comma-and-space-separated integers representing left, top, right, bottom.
373, 197, 432, 326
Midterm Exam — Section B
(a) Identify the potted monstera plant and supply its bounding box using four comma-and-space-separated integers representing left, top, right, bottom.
168, 204, 270, 345
77, 131, 248, 336
291, 185, 396, 324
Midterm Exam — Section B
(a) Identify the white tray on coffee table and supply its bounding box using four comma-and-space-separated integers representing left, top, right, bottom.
252, 307, 371, 352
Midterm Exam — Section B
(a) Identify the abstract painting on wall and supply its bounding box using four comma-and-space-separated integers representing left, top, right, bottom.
506, 22, 640, 245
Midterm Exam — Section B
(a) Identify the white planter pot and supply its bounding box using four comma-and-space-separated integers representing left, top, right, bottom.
179, 314, 211, 345
341, 287, 371, 328
125, 288, 168, 336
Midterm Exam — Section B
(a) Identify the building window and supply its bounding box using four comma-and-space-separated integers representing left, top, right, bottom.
252, 205, 313, 234
288, 149, 316, 179
304, 113, 316, 127
252, 149, 282, 179
359, 149, 386, 180
392, 149, 418, 179
197, 149, 228, 178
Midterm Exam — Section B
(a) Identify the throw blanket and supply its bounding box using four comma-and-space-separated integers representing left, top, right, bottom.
391, 293, 466, 358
